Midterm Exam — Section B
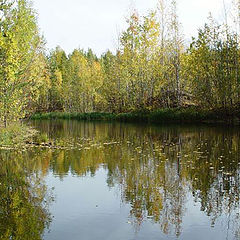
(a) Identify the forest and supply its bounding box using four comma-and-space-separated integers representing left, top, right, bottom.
1, 0, 240, 127
1, 1, 240, 238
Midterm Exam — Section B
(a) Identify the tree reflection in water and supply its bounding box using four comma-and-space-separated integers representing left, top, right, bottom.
17, 121, 240, 237
0, 150, 53, 240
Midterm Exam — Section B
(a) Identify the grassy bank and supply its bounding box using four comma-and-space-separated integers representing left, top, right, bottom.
29, 108, 240, 124
0, 123, 37, 146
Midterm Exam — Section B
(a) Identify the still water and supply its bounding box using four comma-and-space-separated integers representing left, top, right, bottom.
0, 120, 240, 240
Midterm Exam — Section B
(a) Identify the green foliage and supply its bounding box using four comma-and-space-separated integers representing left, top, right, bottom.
3, 0, 240, 123
0, 0, 48, 126
184, 18, 240, 109
33, 133, 49, 143
0, 122, 37, 146
34, 1, 185, 114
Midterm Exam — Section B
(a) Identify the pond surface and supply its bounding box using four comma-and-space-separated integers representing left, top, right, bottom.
0, 120, 240, 240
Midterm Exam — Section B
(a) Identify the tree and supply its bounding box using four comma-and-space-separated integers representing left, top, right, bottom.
48, 46, 68, 111
0, 0, 47, 126
185, 18, 240, 109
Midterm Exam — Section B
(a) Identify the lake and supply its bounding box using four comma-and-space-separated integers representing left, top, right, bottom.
0, 120, 240, 240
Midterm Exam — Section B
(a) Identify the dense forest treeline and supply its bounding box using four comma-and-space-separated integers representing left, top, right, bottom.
1, 0, 240, 126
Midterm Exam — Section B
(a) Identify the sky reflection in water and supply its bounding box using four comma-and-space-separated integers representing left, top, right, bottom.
1, 120, 240, 240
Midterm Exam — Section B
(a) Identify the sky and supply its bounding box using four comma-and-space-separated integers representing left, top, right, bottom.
32, 0, 232, 55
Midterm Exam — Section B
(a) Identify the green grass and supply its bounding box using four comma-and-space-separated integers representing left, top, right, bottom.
30, 112, 115, 121
0, 122, 37, 146
33, 133, 49, 143
30, 107, 239, 124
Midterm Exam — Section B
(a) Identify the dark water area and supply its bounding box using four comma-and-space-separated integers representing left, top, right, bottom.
1, 120, 240, 240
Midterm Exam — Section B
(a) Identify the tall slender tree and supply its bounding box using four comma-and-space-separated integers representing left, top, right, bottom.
0, 0, 47, 126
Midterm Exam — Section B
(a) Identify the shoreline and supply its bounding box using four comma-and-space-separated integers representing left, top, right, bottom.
29, 108, 240, 125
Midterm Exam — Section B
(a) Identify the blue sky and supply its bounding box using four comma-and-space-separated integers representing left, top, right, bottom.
32, 0, 232, 55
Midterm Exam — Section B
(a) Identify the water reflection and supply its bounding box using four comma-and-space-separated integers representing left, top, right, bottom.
0, 150, 53, 240
3, 120, 240, 239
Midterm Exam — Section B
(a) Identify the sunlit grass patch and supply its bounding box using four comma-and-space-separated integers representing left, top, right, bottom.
0, 122, 37, 146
